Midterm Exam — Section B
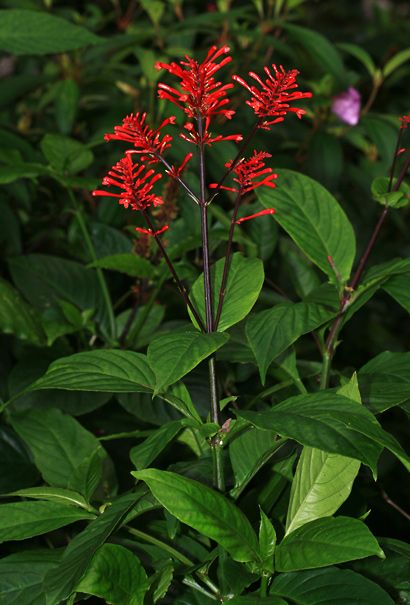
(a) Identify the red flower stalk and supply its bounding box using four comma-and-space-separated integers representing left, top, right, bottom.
233, 64, 312, 130
156, 45, 235, 120
92, 154, 164, 212
399, 114, 410, 129
104, 112, 175, 159
209, 150, 278, 194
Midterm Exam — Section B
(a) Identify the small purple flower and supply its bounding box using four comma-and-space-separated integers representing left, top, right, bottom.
331, 87, 361, 126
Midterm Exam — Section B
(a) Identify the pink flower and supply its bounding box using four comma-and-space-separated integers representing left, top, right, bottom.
331, 87, 361, 126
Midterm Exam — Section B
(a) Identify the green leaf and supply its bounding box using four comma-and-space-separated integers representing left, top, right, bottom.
55, 79, 79, 135
0, 550, 61, 605
270, 567, 396, 604
0, 278, 46, 345
41, 134, 93, 175
286, 447, 360, 535
383, 48, 410, 78
8, 254, 107, 328
130, 421, 187, 470
148, 329, 229, 393
246, 302, 334, 383
337, 42, 376, 76
229, 598, 287, 605
31, 350, 155, 393
0, 9, 102, 55
229, 428, 284, 499
0, 501, 94, 543
10, 408, 108, 499
358, 351, 410, 413
189, 253, 264, 331
43, 492, 141, 605
306, 132, 343, 190
133, 469, 261, 563
257, 170, 356, 283
0, 162, 47, 184
259, 509, 276, 573
276, 516, 383, 572
9, 487, 93, 512
88, 253, 155, 278
238, 391, 410, 475
284, 24, 346, 83
286, 375, 361, 534
0, 427, 39, 494
371, 176, 410, 208
77, 544, 148, 605
384, 273, 410, 313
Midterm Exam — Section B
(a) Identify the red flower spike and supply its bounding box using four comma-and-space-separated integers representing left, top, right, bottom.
399, 114, 410, 129
156, 45, 235, 120
135, 225, 169, 236
233, 64, 312, 130
92, 155, 164, 211
104, 112, 175, 159
167, 152, 193, 179
236, 208, 276, 224
209, 151, 278, 194
180, 120, 243, 146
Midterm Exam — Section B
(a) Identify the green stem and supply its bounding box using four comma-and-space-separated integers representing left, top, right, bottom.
212, 443, 225, 492
260, 575, 269, 597
125, 526, 221, 597
319, 351, 331, 390
67, 189, 116, 340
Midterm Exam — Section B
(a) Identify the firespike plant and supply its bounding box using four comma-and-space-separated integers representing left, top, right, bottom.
2, 43, 410, 605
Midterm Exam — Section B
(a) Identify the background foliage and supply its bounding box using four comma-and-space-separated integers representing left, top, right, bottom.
0, 0, 409, 604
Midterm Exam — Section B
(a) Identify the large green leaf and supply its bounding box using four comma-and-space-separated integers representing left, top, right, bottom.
131, 421, 188, 470
10, 408, 108, 499
77, 544, 148, 605
257, 170, 356, 283
284, 24, 346, 83
31, 350, 155, 393
229, 598, 286, 605
286, 447, 360, 535
0, 427, 39, 494
358, 351, 410, 413
238, 391, 410, 475
0, 278, 45, 346
246, 302, 334, 383
41, 134, 93, 175
133, 469, 261, 564
275, 517, 383, 572
0, 501, 94, 543
8, 254, 107, 328
9, 487, 92, 512
43, 492, 141, 605
189, 253, 264, 331
148, 329, 228, 393
383, 272, 410, 313
270, 567, 395, 604
0, 9, 102, 55
286, 376, 361, 534
89, 253, 155, 278
0, 550, 61, 605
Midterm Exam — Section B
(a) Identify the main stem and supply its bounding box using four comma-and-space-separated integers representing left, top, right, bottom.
198, 116, 224, 491
142, 211, 206, 331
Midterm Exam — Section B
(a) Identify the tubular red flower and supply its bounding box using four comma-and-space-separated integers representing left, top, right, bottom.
104, 112, 175, 159
180, 119, 243, 146
236, 208, 276, 224
209, 150, 278, 194
156, 45, 235, 120
92, 154, 164, 211
399, 114, 410, 129
233, 64, 312, 130
135, 225, 169, 236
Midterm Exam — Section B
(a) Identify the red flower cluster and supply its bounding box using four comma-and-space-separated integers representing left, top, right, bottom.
156, 45, 242, 145
104, 112, 175, 159
210, 151, 278, 194
399, 114, 410, 129
233, 64, 312, 130
93, 154, 163, 212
